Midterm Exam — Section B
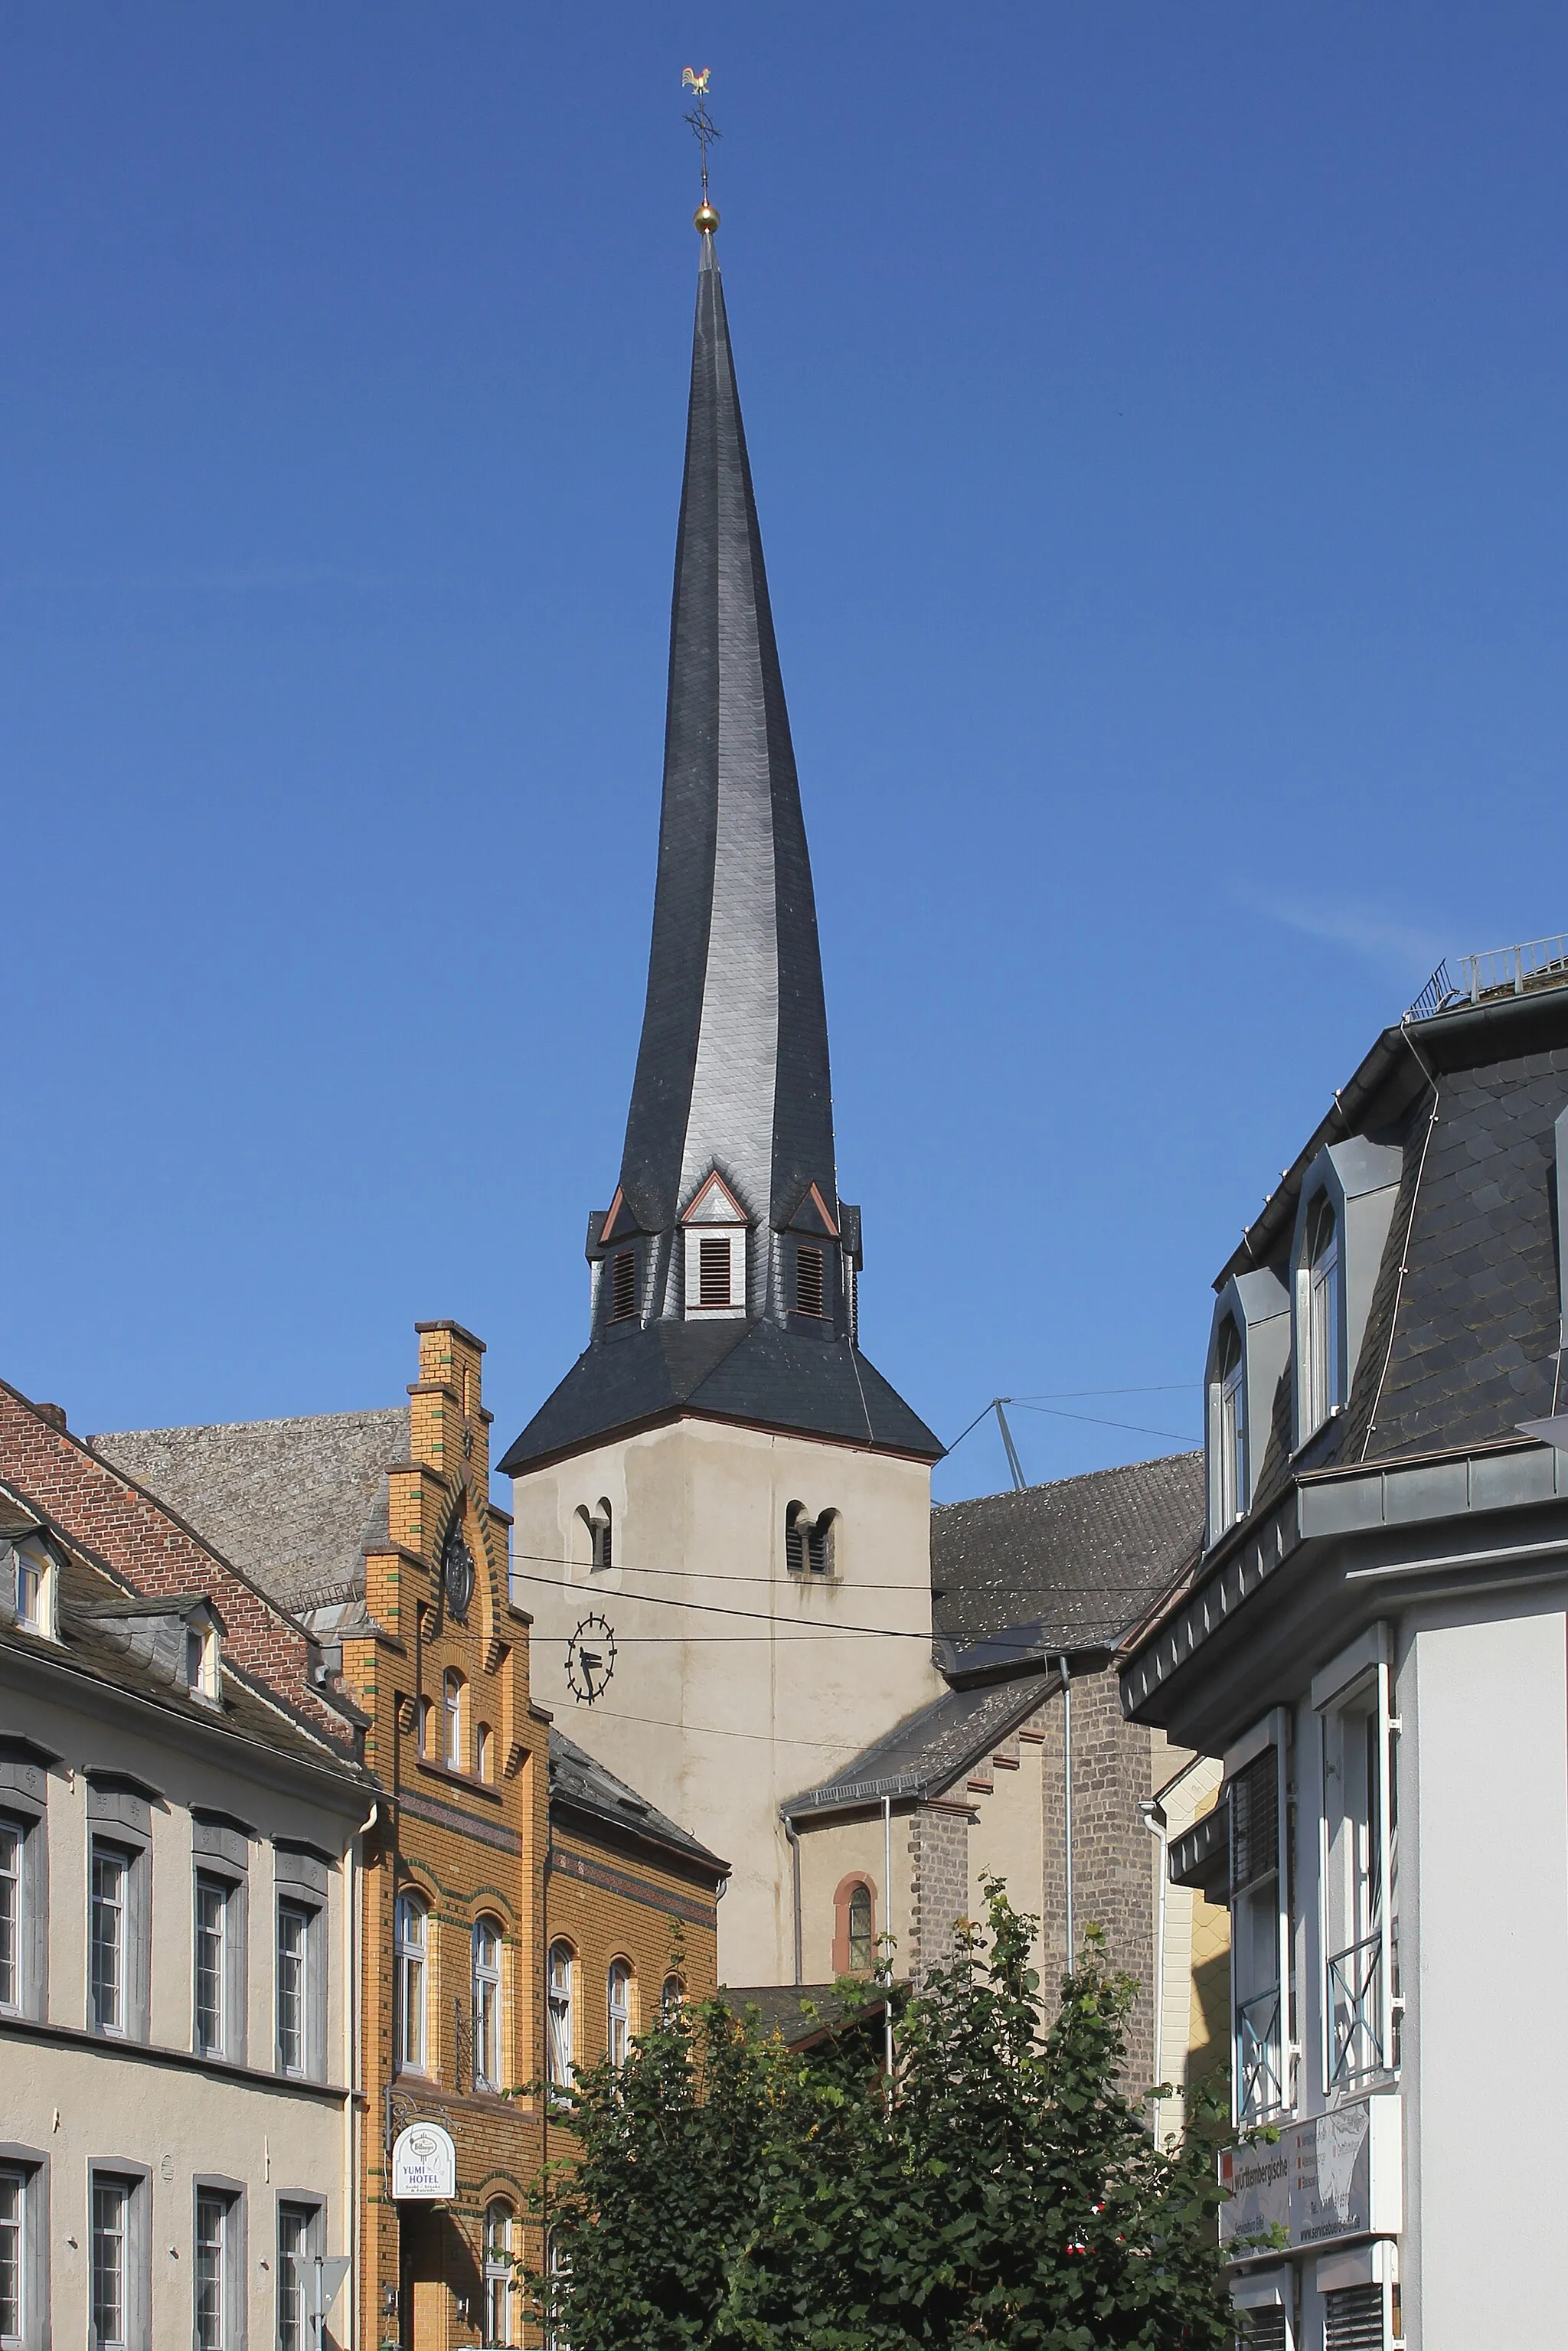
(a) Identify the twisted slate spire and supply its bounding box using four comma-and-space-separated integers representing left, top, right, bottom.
618, 230, 835, 1311
498, 227, 940, 1475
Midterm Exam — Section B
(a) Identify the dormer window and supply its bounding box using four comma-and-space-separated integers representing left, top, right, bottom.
1300, 1195, 1342, 1435
1215, 1319, 1246, 1530
8, 1537, 56, 1641
681, 1171, 747, 1318
181, 1609, 222, 1704
611, 1250, 638, 1323
795, 1246, 825, 1318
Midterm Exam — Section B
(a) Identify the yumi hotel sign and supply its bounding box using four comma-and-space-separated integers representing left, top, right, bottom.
1219, 2094, 1401, 2253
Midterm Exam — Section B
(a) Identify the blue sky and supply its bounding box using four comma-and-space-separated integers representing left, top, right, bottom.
3, 3, 1564, 1501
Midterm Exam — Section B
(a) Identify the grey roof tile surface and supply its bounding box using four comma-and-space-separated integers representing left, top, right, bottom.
929, 1453, 1206, 1654
91, 1410, 409, 1611
786, 1674, 1053, 1812
548, 1726, 727, 1875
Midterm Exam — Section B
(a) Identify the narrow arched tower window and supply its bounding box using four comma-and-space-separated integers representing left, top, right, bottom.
848, 1882, 873, 1971
785, 1503, 808, 1575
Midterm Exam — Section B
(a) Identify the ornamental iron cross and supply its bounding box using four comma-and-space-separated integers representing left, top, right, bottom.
682, 67, 720, 204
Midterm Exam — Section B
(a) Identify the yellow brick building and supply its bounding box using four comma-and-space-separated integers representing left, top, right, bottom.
95, 1322, 727, 2351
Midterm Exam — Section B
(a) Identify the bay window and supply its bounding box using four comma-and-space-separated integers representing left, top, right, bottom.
1229, 1728, 1292, 2124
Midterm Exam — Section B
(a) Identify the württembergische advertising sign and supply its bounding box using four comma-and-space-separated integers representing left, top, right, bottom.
1218, 2095, 1400, 2254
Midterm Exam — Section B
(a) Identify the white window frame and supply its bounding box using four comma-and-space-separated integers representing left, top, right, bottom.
482, 2202, 513, 2349
1298, 1193, 1343, 1438
0, 2166, 25, 2351
546, 1941, 574, 2090
1212, 1317, 1246, 1532
606, 1961, 632, 2068
1315, 1626, 1399, 2098
90, 1845, 129, 2039
394, 1895, 428, 2075
1226, 1709, 1294, 2127
276, 1902, 312, 2078
443, 1673, 465, 1772
194, 1874, 228, 2059
11, 1543, 54, 1643
0, 1825, 21, 2020
472, 1918, 503, 2091
193, 2189, 228, 2351
275, 2202, 321, 2351
90, 2172, 142, 2351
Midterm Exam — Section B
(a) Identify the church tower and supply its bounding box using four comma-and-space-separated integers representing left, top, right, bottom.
501, 206, 943, 1985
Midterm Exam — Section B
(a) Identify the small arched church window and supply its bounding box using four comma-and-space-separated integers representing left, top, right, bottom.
785, 1503, 808, 1575
808, 1512, 835, 1576
848, 1882, 874, 1971
795, 1245, 825, 1318
579, 1501, 613, 1572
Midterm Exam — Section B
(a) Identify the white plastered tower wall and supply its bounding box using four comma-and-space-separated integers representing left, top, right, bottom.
511, 1415, 944, 1984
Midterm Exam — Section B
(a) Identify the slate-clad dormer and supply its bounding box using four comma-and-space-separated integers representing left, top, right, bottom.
503, 220, 936, 1474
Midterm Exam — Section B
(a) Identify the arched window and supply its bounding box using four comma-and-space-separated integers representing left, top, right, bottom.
808, 1511, 836, 1576
661, 1973, 684, 2023
476, 1722, 494, 1781
394, 1893, 427, 2073
1216, 1318, 1246, 1530
473, 1916, 503, 2091
547, 1941, 574, 2088
833, 1875, 877, 1974
848, 1883, 874, 1971
785, 1502, 808, 1575
607, 1961, 632, 2067
1300, 1194, 1342, 1435
482, 2202, 514, 2348
577, 1502, 613, 1573
443, 1670, 465, 1771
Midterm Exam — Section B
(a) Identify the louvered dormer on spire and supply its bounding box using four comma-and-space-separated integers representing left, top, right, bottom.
501, 220, 938, 1476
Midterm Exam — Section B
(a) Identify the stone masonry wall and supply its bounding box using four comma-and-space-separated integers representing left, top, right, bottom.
907, 1801, 970, 1980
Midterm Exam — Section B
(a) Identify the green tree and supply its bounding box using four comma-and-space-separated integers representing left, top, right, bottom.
528, 1882, 1236, 2351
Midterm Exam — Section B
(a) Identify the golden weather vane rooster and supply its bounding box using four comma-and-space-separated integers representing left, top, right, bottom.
681, 67, 721, 223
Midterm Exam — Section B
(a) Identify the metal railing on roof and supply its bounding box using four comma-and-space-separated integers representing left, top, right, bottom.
1406, 931, 1568, 1024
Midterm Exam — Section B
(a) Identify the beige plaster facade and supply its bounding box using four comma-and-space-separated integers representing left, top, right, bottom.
1, 1650, 366, 2351
511, 1417, 944, 1984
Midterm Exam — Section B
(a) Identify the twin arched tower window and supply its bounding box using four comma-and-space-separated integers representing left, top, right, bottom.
578, 1500, 613, 1572
785, 1502, 836, 1576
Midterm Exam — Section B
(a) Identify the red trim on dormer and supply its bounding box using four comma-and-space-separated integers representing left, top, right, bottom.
681, 1170, 747, 1226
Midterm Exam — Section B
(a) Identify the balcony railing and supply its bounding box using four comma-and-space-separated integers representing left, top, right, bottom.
1236, 1985, 1285, 2121
1327, 1931, 1384, 2087
1407, 932, 1568, 1022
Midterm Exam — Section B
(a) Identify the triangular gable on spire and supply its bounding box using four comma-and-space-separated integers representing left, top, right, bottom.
681, 1170, 749, 1226
599, 1187, 643, 1246
782, 1182, 839, 1240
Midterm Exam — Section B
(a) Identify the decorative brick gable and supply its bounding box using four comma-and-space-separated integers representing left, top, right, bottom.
0, 1378, 355, 1750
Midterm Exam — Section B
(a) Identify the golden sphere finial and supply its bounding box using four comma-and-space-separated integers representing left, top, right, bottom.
694, 201, 720, 234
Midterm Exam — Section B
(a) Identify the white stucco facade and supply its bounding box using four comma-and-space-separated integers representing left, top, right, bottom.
511, 1415, 944, 1984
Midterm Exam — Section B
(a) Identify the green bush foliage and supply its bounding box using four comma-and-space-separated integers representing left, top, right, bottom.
527, 1879, 1235, 2350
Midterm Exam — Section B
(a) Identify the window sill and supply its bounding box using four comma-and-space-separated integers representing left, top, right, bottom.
414, 1758, 504, 1806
